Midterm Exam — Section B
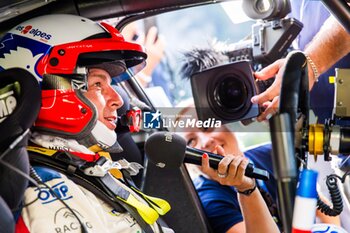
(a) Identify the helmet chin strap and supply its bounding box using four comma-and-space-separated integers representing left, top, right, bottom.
30, 122, 124, 154
80, 120, 124, 153
30, 132, 94, 154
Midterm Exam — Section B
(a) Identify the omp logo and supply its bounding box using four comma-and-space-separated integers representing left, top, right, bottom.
143, 110, 162, 129
15, 25, 52, 41
54, 207, 93, 233
36, 181, 72, 204
0, 90, 16, 123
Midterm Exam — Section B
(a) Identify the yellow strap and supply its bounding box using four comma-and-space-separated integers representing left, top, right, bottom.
109, 168, 123, 179
88, 144, 104, 153
131, 187, 171, 216
27, 146, 57, 156
98, 152, 123, 178
98, 151, 112, 160
27, 145, 113, 161
117, 193, 159, 225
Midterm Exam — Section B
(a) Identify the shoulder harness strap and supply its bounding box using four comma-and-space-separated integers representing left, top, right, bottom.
27, 146, 158, 233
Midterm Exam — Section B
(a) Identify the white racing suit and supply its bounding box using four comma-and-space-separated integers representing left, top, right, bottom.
15, 135, 173, 233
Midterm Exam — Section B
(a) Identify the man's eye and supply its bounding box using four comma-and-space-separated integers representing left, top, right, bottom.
93, 82, 102, 87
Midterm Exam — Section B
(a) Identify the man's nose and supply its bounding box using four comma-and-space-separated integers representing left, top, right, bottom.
109, 86, 124, 110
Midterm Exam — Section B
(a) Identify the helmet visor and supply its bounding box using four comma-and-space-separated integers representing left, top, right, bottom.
112, 60, 146, 84
88, 60, 126, 78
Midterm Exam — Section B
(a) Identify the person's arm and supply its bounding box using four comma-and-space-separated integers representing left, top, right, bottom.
136, 26, 165, 87
201, 146, 280, 233
252, 16, 350, 121
121, 24, 165, 87
315, 192, 341, 226
305, 16, 350, 88
236, 186, 279, 233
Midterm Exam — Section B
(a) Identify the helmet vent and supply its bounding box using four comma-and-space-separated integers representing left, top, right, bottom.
42, 74, 72, 90
49, 57, 59, 66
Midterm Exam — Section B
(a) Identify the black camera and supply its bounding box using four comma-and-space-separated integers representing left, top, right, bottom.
227, 0, 302, 65
190, 60, 270, 123
184, 0, 302, 124
226, 18, 303, 65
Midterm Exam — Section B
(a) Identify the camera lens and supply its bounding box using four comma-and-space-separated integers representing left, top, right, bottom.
214, 76, 247, 111
256, 0, 272, 13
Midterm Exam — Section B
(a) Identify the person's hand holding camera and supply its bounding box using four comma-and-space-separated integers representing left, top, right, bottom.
250, 59, 285, 122
251, 55, 319, 122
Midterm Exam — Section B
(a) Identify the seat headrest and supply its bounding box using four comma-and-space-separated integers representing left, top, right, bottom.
0, 68, 41, 211
0, 68, 41, 152
0, 196, 15, 233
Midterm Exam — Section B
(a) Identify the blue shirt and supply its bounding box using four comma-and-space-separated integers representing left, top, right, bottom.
193, 144, 277, 233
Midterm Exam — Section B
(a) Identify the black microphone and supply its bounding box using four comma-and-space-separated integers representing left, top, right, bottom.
144, 132, 269, 181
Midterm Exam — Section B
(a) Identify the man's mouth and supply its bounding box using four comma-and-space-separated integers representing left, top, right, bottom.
105, 115, 117, 123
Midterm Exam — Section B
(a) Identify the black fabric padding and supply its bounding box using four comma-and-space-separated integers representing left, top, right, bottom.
111, 85, 143, 185
142, 131, 214, 233
0, 146, 30, 210
144, 132, 187, 169
0, 68, 41, 151
111, 84, 146, 185
0, 196, 14, 233
112, 132, 144, 187
143, 164, 213, 233
0, 68, 41, 229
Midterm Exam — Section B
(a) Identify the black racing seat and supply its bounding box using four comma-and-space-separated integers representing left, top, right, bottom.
142, 161, 213, 233
0, 68, 41, 233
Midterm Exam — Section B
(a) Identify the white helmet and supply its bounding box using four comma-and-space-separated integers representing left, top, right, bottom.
0, 14, 147, 152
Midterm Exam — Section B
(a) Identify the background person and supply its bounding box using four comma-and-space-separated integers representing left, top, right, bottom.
121, 21, 175, 105
173, 102, 281, 233
251, 1, 350, 123
177, 38, 342, 232
249, 1, 350, 231
174, 101, 340, 233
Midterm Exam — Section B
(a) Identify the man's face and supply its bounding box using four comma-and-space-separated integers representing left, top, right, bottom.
84, 68, 123, 130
